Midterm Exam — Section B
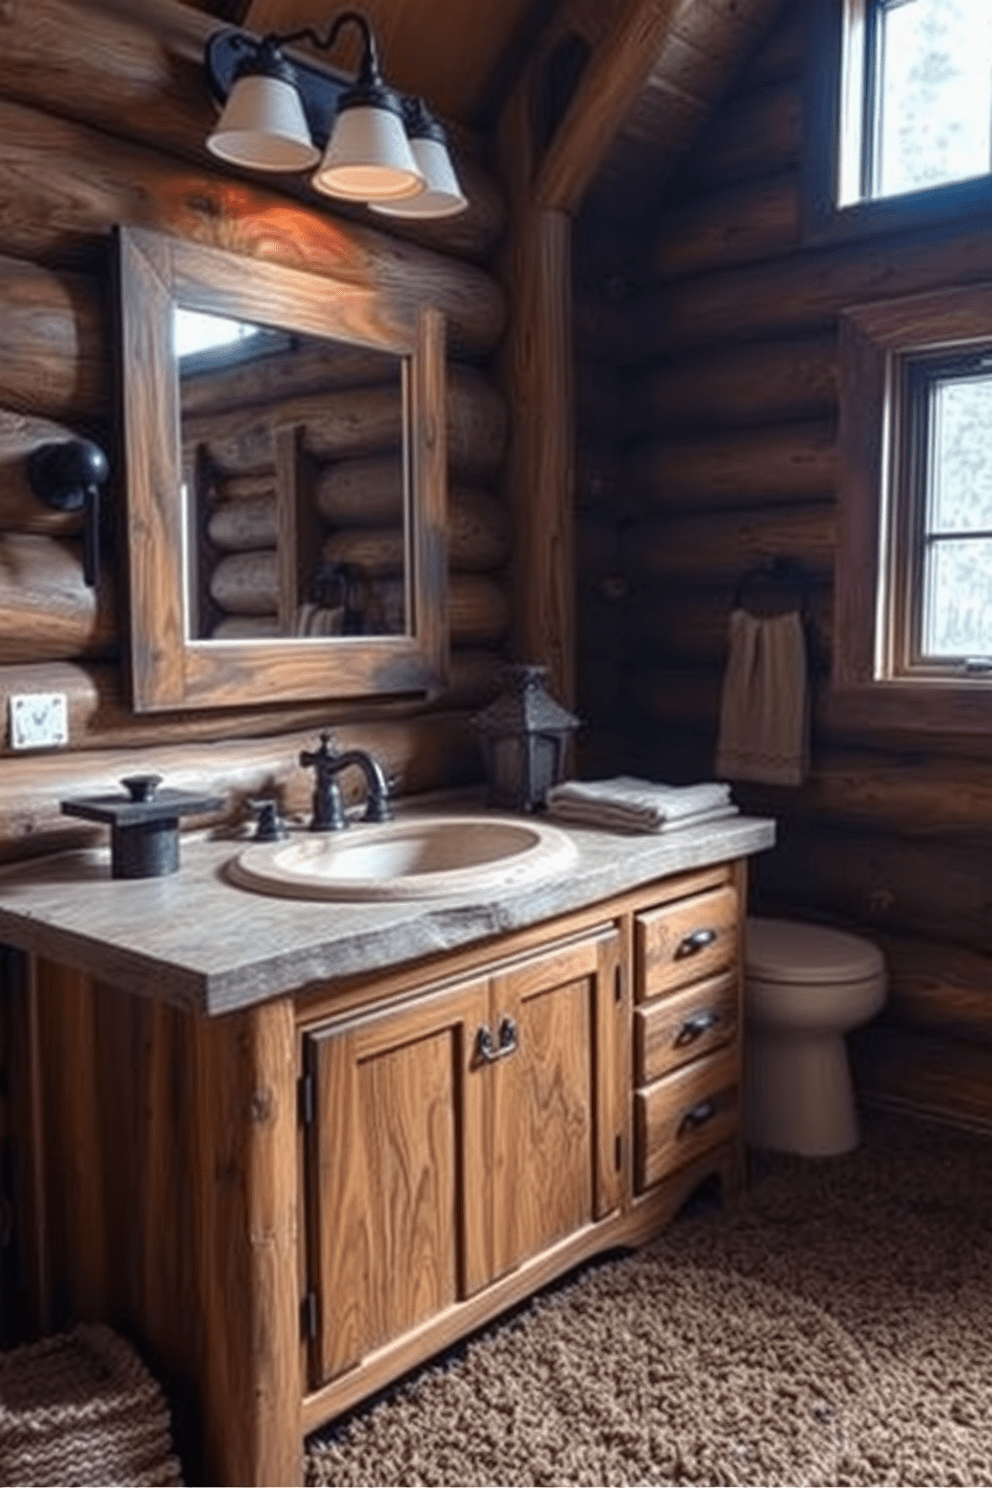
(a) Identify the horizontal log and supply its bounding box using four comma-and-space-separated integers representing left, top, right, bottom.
624, 334, 838, 436
622, 501, 836, 584
180, 340, 403, 419
733, 748, 992, 840
0, 535, 116, 662
210, 572, 510, 646
209, 551, 278, 615
0, 98, 505, 360
188, 366, 507, 479
313, 455, 403, 526
322, 529, 403, 579
628, 421, 837, 509
871, 932, 992, 1043
0, 0, 505, 262
323, 490, 510, 575
852, 1026, 992, 1132
206, 497, 279, 553
754, 825, 992, 954
654, 173, 802, 281
0, 652, 506, 756
630, 583, 834, 668
0, 714, 484, 864
217, 472, 277, 504
685, 81, 802, 192
635, 221, 992, 356
0, 255, 104, 422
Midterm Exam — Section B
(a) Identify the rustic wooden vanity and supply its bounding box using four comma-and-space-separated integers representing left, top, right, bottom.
0, 807, 773, 1485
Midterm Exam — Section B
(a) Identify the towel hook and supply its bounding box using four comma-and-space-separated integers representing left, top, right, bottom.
733, 555, 810, 620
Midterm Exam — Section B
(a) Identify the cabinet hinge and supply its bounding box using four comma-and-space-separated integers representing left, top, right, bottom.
298, 1072, 315, 1126
301, 1291, 319, 1341
614, 964, 624, 1003
614, 1133, 623, 1172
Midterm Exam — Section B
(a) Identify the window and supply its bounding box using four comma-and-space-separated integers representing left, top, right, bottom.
834, 284, 992, 731
806, 0, 992, 242
839, 0, 992, 206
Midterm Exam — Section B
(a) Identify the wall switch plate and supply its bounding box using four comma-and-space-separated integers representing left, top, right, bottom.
9, 692, 69, 749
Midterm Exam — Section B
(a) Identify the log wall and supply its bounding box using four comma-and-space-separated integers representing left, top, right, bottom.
0, 6, 512, 861
575, 5, 992, 1130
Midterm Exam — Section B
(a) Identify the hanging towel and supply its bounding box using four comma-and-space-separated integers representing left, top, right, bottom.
546, 776, 737, 832
715, 607, 809, 786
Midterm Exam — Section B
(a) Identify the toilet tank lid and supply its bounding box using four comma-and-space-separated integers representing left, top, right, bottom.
745, 917, 885, 984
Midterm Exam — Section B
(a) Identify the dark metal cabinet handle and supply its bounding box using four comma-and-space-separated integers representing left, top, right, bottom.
475, 1016, 519, 1064
678, 1098, 717, 1136
675, 927, 718, 959
674, 1009, 722, 1047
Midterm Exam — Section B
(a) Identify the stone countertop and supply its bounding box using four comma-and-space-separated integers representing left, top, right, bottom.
0, 801, 775, 1016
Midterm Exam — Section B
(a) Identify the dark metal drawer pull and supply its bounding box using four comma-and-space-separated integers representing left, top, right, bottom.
674, 1009, 722, 1047
678, 1097, 717, 1136
475, 1016, 519, 1064
675, 927, 717, 959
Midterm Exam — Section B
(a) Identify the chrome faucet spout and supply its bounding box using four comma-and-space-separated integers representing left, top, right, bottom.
299, 733, 393, 831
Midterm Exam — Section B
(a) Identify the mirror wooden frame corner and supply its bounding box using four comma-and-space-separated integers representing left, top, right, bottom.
116, 224, 449, 713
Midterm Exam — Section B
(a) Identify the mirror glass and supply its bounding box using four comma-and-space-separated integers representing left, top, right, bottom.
118, 226, 448, 713
175, 308, 408, 644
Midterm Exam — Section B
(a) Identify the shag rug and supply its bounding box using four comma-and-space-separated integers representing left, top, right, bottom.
305, 1113, 992, 1486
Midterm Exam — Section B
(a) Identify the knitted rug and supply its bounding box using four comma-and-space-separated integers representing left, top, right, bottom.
306, 1114, 992, 1486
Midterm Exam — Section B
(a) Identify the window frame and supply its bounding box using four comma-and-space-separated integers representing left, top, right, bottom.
833, 281, 992, 734
803, 0, 992, 247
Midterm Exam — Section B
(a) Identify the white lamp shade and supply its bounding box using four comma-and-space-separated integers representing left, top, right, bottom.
312, 104, 424, 201
370, 136, 468, 218
207, 73, 319, 172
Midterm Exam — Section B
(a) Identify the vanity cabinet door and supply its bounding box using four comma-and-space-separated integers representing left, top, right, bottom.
302, 924, 626, 1391
489, 926, 625, 1282
303, 977, 489, 1387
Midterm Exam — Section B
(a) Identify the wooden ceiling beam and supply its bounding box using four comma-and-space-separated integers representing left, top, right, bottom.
534, 0, 691, 214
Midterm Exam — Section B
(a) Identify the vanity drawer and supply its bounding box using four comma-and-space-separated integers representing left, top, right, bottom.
634, 1044, 738, 1193
635, 885, 738, 1002
634, 970, 738, 1085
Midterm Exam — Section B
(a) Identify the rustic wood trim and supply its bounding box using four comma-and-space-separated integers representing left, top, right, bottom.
833, 282, 992, 734
119, 226, 450, 712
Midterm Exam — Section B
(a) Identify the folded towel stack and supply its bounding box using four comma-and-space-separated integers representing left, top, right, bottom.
545, 776, 738, 833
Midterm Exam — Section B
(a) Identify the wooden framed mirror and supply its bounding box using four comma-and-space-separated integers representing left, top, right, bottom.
117, 225, 448, 712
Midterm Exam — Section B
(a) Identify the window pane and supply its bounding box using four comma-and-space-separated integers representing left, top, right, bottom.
928, 373, 992, 533
923, 537, 992, 656
875, 0, 992, 198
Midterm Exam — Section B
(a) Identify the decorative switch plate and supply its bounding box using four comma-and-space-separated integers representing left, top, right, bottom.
9, 692, 69, 749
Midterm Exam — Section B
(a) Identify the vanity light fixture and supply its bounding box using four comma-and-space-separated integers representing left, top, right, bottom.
205, 10, 467, 218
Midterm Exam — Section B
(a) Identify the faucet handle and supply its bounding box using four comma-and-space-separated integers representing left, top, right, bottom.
248, 797, 287, 842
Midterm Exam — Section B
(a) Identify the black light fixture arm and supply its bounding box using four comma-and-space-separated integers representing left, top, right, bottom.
270, 13, 382, 87
28, 438, 110, 589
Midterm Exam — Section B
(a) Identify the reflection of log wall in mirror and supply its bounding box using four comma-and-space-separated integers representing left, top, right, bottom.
179, 328, 512, 644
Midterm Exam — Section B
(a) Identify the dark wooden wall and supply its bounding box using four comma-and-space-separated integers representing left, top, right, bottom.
0, 0, 514, 865
575, 3, 992, 1132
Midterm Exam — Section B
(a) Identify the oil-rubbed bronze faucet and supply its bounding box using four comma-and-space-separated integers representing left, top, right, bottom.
299, 732, 393, 831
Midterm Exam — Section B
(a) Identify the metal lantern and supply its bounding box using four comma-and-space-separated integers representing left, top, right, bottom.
471, 664, 580, 812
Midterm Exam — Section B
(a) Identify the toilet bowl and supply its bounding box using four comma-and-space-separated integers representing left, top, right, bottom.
744, 917, 886, 1157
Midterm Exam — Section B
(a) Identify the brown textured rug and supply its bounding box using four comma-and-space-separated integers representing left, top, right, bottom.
306, 1114, 992, 1486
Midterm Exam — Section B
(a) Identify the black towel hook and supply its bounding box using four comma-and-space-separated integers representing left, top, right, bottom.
28, 438, 110, 589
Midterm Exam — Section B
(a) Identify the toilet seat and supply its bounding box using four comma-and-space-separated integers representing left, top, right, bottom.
746, 917, 884, 985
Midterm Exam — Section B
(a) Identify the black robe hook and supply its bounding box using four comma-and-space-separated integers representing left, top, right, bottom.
27, 438, 110, 588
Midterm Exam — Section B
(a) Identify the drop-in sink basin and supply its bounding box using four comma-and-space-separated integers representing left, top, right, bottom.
227, 814, 579, 901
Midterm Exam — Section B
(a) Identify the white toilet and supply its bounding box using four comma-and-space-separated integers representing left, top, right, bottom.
744, 917, 886, 1157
